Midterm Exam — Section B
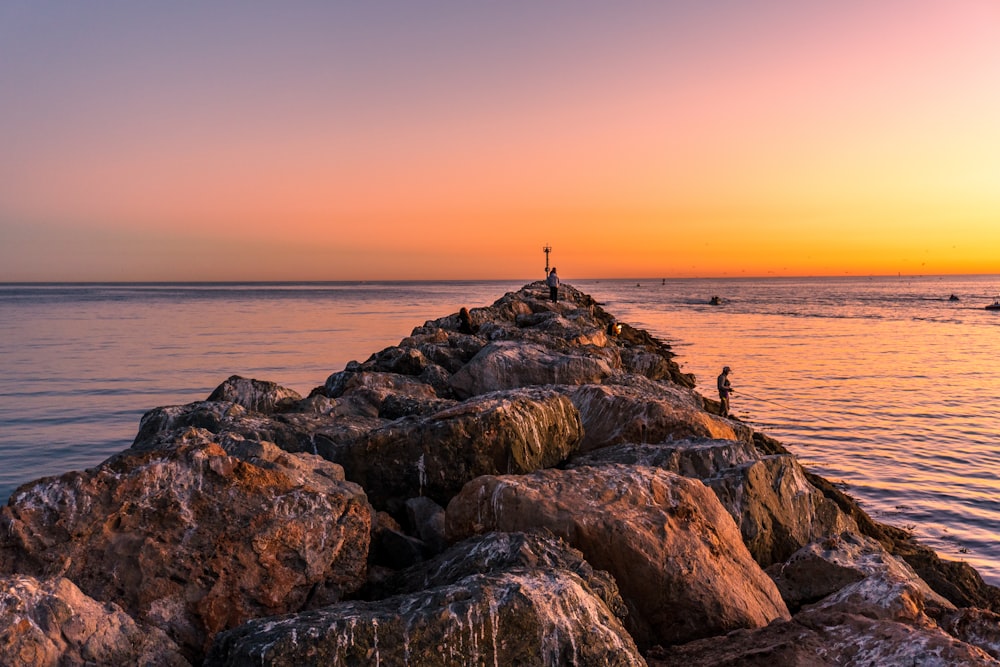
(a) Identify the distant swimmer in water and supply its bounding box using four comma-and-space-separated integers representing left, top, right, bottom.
709, 296, 722, 306
717, 366, 733, 417
949, 294, 960, 302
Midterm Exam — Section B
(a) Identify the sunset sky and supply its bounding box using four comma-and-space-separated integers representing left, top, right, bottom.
1, 1, 998, 281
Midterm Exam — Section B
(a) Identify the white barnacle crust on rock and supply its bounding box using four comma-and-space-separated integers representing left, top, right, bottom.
2, 280, 999, 666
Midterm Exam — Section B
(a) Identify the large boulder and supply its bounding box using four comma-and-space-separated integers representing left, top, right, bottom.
0, 575, 189, 667
206, 569, 646, 667
568, 438, 758, 478
450, 341, 618, 399
565, 383, 743, 451
705, 454, 858, 567
330, 388, 583, 510
941, 608, 1000, 660
446, 464, 789, 649
323, 369, 450, 418
362, 530, 625, 620
648, 613, 1000, 667
773, 533, 955, 622
655, 534, 994, 664
571, 441, 856, 568
206, 375, 302, 414
0, 428, 373, 660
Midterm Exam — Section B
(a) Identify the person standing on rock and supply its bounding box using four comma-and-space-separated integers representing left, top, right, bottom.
547, 268, 560, 303
717, 366, 733, 417
458, 307, 478, 335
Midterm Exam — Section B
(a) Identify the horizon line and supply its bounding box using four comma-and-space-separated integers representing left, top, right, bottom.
2, 272, 1000, 286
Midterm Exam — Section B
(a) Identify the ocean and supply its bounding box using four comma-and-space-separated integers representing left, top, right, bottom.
2, 276, 998, 584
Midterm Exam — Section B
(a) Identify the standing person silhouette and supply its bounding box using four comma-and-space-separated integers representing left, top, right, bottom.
546, 268, 560, 303
717, 366, 733, 417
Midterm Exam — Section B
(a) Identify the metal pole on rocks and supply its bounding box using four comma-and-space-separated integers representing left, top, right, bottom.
542, 244, 552, 276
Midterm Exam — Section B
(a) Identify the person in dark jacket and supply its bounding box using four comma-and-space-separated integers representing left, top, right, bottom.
546, 268, 560, 302
717, 366, 733, 417
458, 307, 478, 334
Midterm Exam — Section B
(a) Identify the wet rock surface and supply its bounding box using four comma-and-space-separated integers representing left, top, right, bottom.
0, 574, 189, 667
445, 464, 790, 649
0, 429, 372, 660
2, 280, 998, 665
206, 568, 645, 667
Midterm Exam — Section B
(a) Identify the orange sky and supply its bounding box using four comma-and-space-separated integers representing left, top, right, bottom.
1, 1, 998, 281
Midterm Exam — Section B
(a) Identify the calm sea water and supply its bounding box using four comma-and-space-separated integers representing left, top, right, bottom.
2, 276, 999, 584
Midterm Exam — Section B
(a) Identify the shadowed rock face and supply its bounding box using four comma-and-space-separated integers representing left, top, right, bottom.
569, 441, 858, 568
336, 388, 584, 510
0, 575, 189, 667
0, 429, 373, 659
361, 530, 626, 620
568, 438, 759, 479
207, 375, 303, 413
565, 383, 742, 450
449, 340, 619, 398
771, 532, 956, 621
647, 613, 1000, 667
445, 465, 790, 649
206, 569, 646, 667
652, 532, 1000, 666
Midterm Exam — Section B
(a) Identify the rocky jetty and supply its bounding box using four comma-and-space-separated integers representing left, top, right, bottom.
2, 280, 999, 666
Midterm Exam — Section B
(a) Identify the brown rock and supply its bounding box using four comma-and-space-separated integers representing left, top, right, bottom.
706, 455, 858, 567
0, 428, 373, 660
0, 575, 188, 667
649, 613, 1000, 667
568, 438, 758, 479
206, 569, 646, 667
570, 441, 854, 567
786, 533, 956, 623
449, 340, 618, 399
941, 607, 1000, 659
323, 369, 448, 417
566, 383, 744, 451
445, 464, 789, 649
206, 375, 302, 414
341, 388, 583, 509
363, 530, 626, 621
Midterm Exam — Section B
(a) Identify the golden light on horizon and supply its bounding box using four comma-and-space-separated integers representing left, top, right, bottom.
1, 2, 998, 281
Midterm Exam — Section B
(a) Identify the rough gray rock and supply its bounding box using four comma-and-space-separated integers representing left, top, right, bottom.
784, 533, 956, 622
332, 387, 583, 509
323, 369, 451, 417
446, 464, 790, 649
0, 575, 189, 667
648, 613, 1000, 667
206, 375, 302, 414
705, 454, 858, 567
206, 569, 646, 667
450, 340, 618, 399
941, 607, 1000, 660
362, 530, 626, 621
565, 383, 743, 451
567, 438, 758, 478
0, 428, 373, 661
